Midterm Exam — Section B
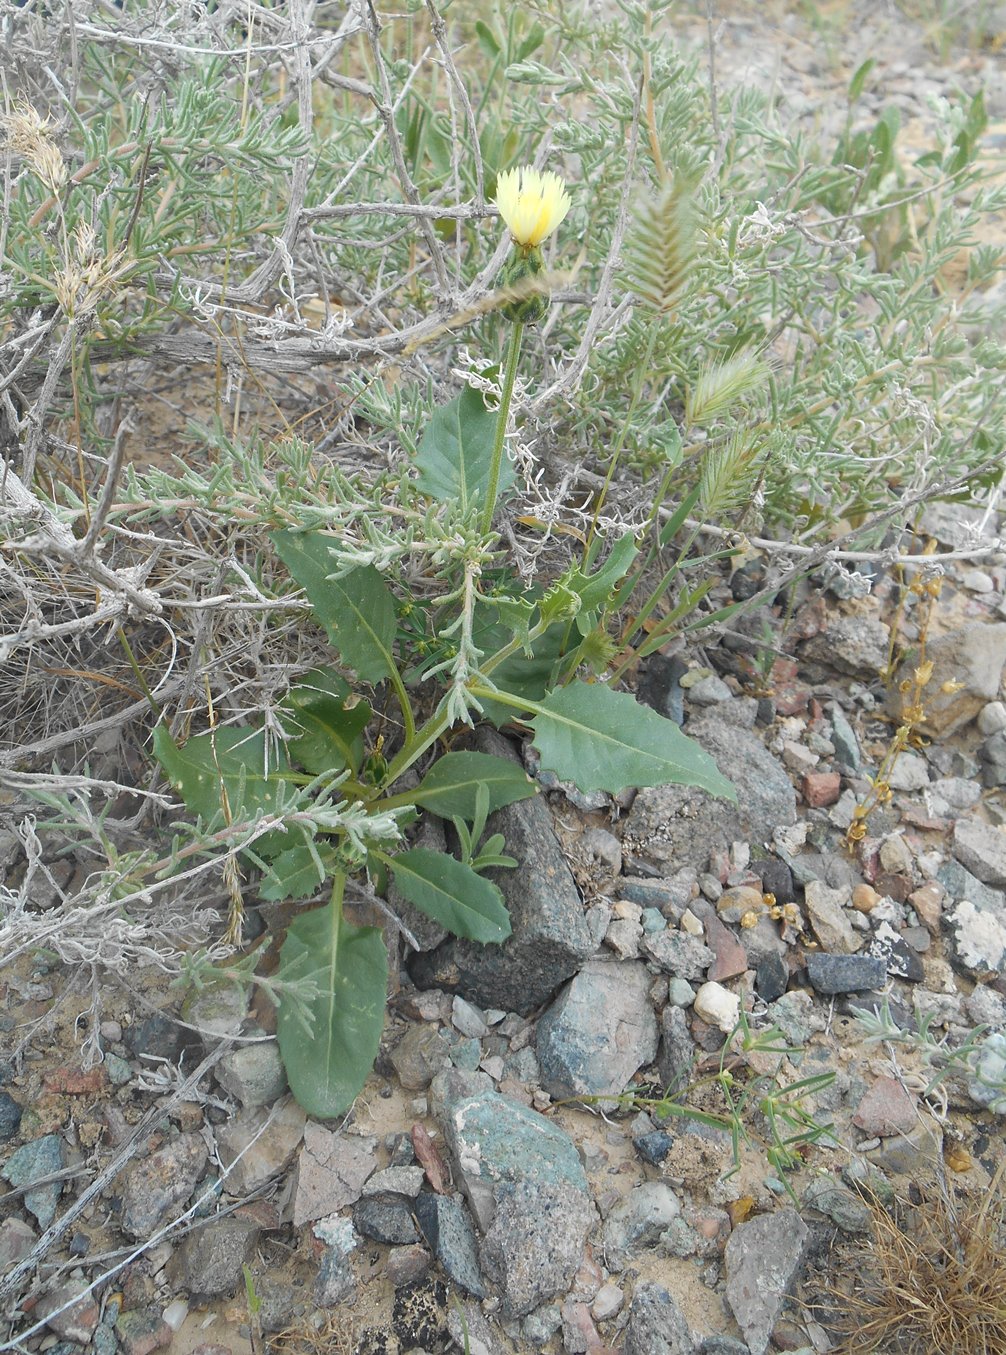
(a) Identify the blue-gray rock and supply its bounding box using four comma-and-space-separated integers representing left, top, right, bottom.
92, 1322, 117, 1355
622, 713, 796, 873
104, 1054, 132, 1086
952, 817, 1006, 888
967, 1032, 1006, 1113
638, 654, 689, 727
979, 730, 1006, 787
352, 1195, 420, 1245
165, 1217, 260, 1297
766, 992, 823, 1046
480, 1176, 596, 1318
536, 960, 658, 1099
827, 705, 861, 770
643, 931, 714, 980
1, 1134, 64, 1228
0, 1090, 22, 1141
410, 734, 592, 1014
313, 1217, 358, 1306
802, 617, 889, 679
440, 1089, 588, 1231
802, 1175, 872, 1233
937, 859, 1006, 915
758, 857, 795, 904
623, 1282, 696, 1355
620, 875, 698, 915
724, 1208, 809, 1355
805, 953, 887, 995
698, 1340, 750, 1355
124, 1013, 188, 1063
635, 1130, 675, 1165
945, 900, 1006, 976
603, 1181, 681, 1268
414, 1192, 487, 1298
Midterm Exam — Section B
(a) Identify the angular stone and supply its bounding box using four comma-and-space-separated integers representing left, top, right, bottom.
937, 858, 1006, 914
386, 1244, 432, 1289
0, 1090, 22, 1141
725, 1207, 809, 1355
642, 930, 714, 980
603, 1182, 681, 1268
803, 880, 861, 954
657, 1004, 695, 1094
952, 817, 1006, 887
889, 623, 1006, 737
410, 733, 592, 1014
352, 1195, 419, 1245
0, 1218, 36, 1270
118, 1134, 207, 1239
215, 1041, 288, 1109
805, 953, 887, 994
704, 913, 749, 983
692, 981, 740, 1034
866, 922, 925, 982
414, 1191, 487, 1298
217, 1096, 305, 1195
292, 1122, 376, 1228
1, 1134, 64, 1229
114, 1308, 172, 1355
389, 1024, 450, 1091
480, 1176, 595, 1319
166, 1218, 260, 1297
536, 960, 658, 1099
37, 1283, 100, 1343
853, 1076, 918, 1136
945, 899, 1006, 975
312, 1217, 358, 1306
802, 771, 841, 808
623, 1282, 696, 1355
622, 714, 796, 874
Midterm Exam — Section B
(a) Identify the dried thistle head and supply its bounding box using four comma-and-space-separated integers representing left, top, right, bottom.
622, 175, 696, 315
2, 99, 66, 193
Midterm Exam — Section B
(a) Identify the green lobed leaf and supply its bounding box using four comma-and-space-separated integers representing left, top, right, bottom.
276, 899, 388, 1118
271, 531, 397, 685
153, 723, 295, 858
388, 848, 511, 942
259, 844, 339, 901
283, 667, 371, 774
414, 384, 508, 512
529, 681, 736, 799
413, 751, 537, 820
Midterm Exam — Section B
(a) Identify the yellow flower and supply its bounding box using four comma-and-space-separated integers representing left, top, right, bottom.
495, 166, 571, 249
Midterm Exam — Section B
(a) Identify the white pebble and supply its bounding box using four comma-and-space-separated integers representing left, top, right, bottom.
693, 981, 741, 1033
979, 701, 1006, 736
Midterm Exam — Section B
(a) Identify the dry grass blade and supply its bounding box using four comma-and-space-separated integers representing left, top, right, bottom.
828, 1161, 1006, 1355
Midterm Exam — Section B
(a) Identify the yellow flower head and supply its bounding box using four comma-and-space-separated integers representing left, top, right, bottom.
495, 166, 571, 249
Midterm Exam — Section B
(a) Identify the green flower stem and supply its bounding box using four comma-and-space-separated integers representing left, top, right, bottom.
479, 321, 524, 536
386, 662, 417, 744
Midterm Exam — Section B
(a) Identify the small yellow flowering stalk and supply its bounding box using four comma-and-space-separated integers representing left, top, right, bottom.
495, 166, 570, 325
480, 165, 570, 533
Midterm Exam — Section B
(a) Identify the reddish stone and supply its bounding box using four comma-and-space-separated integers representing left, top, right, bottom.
115, 1308, 172, 1355
705, 913, 749, 983
774, 683, 811, 717
908, 881, 944, 936
561, 1299, 607, 1354
801, 771, 841, 808
899, 806, 949, 832
43, 1066, 108, 1095
873, 872, 910, 903
853, 1076, 918, 1137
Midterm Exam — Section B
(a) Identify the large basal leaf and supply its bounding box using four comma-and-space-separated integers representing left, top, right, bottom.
153, 723, 295, 858
272, 531, 397, 685
283, 667, 370, 774
413, 750, 536, 820
259, 843, 339, 901
414, 384, 508, 512
388, 848, 511, 942
276, 900, 388, 1118
529, 682, 736, 799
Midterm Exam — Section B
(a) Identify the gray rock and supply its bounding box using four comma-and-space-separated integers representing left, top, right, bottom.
945, 900, 1006, 975
952, 818, 1006, 887
215, 1041, 288, 1109
927, 777, 982, 816
865, 922, 925, 982
0, 1090, 23, 1141
802, 1175, 872, 1233
92, 1323, 117, 1355
114, 1307, 172, 1355
635, 1130, 675, 1165
480, 1177, 596, 1318
724, 1207, 809, 1355
440, 1089, 588, 1232
536, 960, 658, 1099
389, 1024, 451, 1091
965, 984, 1006, 1028
889, 623, 1006, 737
687, 675, 732, 705
623, 1282, 696, 1355
886, 752, 929, 791
0, 1218, 36, 1270
1, 1134, 64, 1230
937, 858, 1006, 914
119, 1134, 207, 1239
806, 953, 887, 994
521, 1304, 563, 1346
362, 1165, 425, 1198
123, 1014, 188, 1063
657, 1004, 696, 1093
603, 1181, 681, 1268
181, 985, 249, 1042
313, 1217, 358, 1306
37, 1283, 100, 1343
767, 991, 824, 1045
802, 617, 889, 679
386, 1245, 432, 1289
166, 1217, 260, 1297
642, 931, 715, 979
452, 996, 488, 1038
865, 1121, 943, 1177
414, 1191, 487, 1297
622, 714, 796, 873
979, 729, 1006, 787
292, 1122, 377, 1228
754, 953, 788, 1003
352, 1194, 420, 1244
697, 1340, 749, 1355
411, 734, 593, 1014
803, 881, 861, 954
967, 1032, 1006, 1113
979, 700, 1006, 735
217, 1096, 306, 1195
